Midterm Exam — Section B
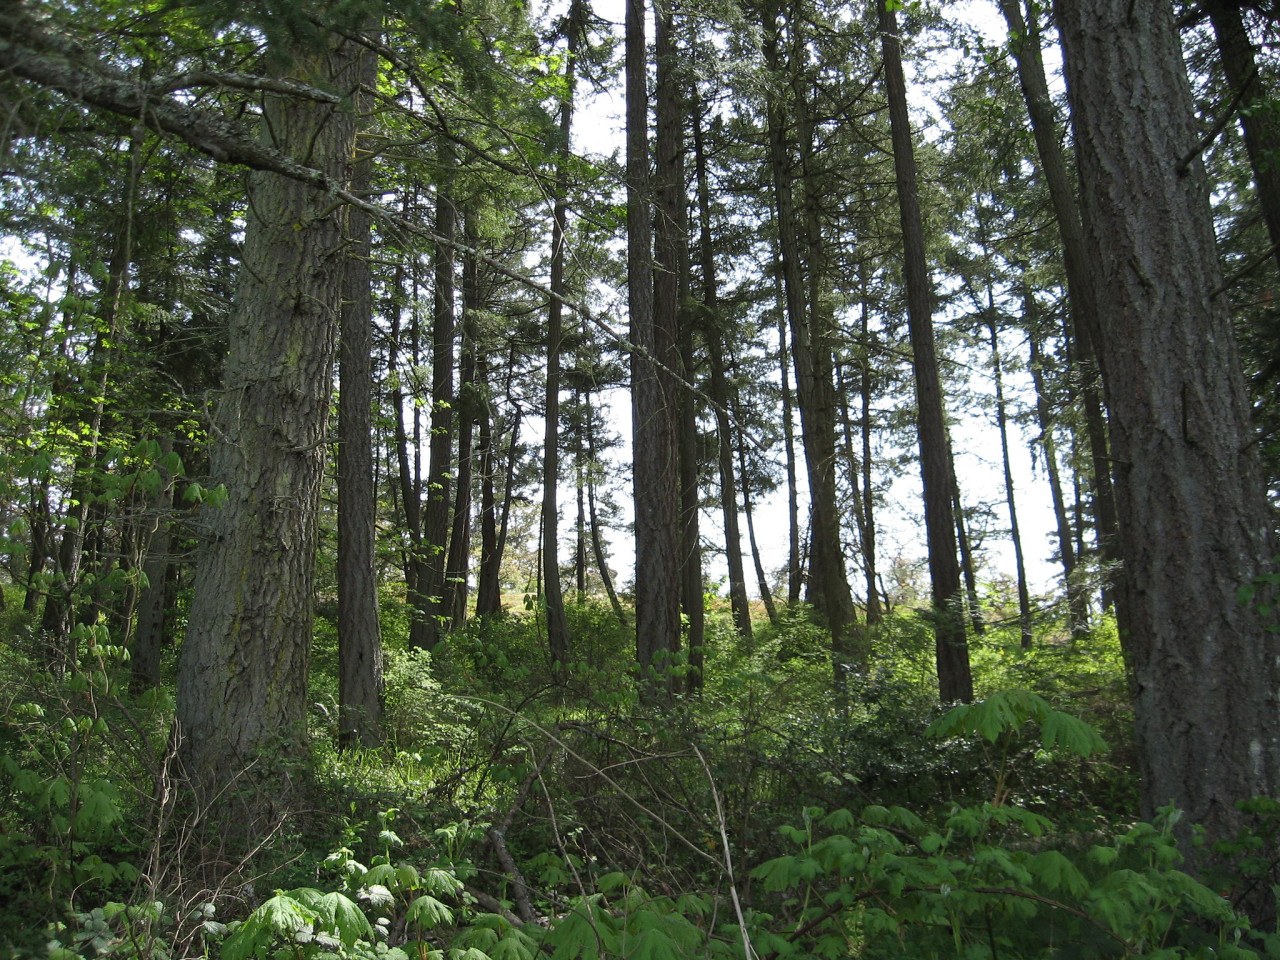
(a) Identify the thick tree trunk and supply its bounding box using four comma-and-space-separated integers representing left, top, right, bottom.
654, 0, 701, 691
337, 37, 382, 748
878, 1, 971, 703
1056, 0, 1280, 862
176, 36, 360, 797
628, 0, 681, 694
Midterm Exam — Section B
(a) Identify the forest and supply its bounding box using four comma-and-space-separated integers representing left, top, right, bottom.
1, 0, 1279, 956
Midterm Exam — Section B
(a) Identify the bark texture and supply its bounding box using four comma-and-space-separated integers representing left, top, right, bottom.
628, 0, 681, 692
176, 37, 359, 796
1057, 0, 1280, 851
337, 34, 382, 748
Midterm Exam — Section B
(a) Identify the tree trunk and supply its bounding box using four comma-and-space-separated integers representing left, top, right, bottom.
585, 411, 629, 628
446, 222, 479, 632
998, 0, 1125, 634
1026, 294, 1089, 634
540, 6, 583, 672
131, 439, 175, 693
415, 140, 459, 651
176, 35, 360, 798
654, 0, 701, 692
987, 315, 1033, 649
1208, 0, 1280, 274
628, 0, 681, 694
737, 411, 779, 628
694, 105, 752, 643
878, 1, 971, 703
1056, 0, 1280, 864
763, 21, 861, 666
337, 35, 382, 748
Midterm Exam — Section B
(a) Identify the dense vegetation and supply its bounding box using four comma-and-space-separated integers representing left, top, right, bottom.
8, 589, 1279, 959
1, 0, 1279, 956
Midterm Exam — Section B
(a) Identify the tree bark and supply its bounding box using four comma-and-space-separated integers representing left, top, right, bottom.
1056, 0, 1280, 861
628, 0, 681, 694
176, 34, 360, 797
337, 35, 382, 748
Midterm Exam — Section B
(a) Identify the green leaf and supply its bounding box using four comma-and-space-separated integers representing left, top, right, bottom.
406, 895, 453, 930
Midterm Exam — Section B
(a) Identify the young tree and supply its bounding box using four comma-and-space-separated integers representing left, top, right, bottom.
1056, 0, 1279, 860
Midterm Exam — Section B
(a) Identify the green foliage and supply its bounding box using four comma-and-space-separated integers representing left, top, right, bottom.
748, 802, 1270, 959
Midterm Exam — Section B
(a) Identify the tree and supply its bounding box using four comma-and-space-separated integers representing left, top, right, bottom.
175, 26, 362, 799
1056, 0, 1279, 859
337, 32, 383, 749
878, 0, 971, 703
627, 0, 681, 693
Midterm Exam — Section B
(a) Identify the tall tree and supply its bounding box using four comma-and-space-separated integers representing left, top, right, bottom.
1056, 0, 1279, 861
628, 0, 681, 693
878, 0, 971, 702
540, 0, 588, 674
337, 34, 382, 749
997, 0, 1125, 634
176, 28, 362, 797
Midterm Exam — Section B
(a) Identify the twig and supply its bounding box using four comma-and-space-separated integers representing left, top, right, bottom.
693, 745, 757, 960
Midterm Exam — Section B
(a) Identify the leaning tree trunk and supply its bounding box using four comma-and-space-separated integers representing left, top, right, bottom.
176, 35, 360, 800
878, 0, 971, 703
1056, 0, 1280, 870
998, 0, 1125, 635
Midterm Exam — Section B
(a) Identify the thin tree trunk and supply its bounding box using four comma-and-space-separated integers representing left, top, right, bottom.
857, 297, 882, 625
1208, 0, 1280, 275
1026, 294, 1089, 633
337, 35, 382, 748
998, 0, 1125, 636
131, 439, 175, 693
446, 220, 479, 632
986, 315, 1033, 648
737, 414, 779, 628
879, 1, 971, 703
586, 409, 628, 627
540, 5, 584, 671
416, 139, 458, 650
694, 99, 752, 643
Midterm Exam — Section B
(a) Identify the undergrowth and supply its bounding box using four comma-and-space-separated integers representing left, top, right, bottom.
3, 587, 1274, 959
